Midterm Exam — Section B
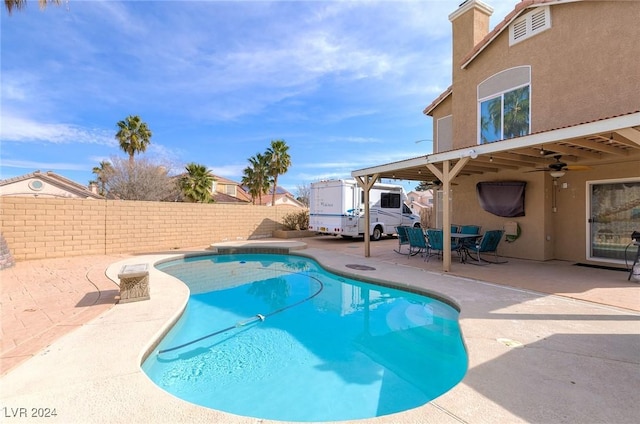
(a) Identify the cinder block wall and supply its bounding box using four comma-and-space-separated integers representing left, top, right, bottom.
0, 197, 300, 261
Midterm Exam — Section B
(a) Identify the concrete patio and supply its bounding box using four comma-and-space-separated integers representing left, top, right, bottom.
1, 236, 639, 423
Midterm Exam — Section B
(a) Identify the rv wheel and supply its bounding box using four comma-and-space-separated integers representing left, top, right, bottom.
372, 226, 383, 241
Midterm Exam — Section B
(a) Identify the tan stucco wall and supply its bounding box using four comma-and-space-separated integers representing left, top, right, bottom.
552, 161, 639, 264
449, 1, 640, 148
0, 198, 301, 261
447, 159, 639, 263
448, 170, 549, 261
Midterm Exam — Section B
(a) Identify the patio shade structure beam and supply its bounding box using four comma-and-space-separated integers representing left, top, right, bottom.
354, 174, 379, 257
427, 158, 469, 272
350, 111, 640, 272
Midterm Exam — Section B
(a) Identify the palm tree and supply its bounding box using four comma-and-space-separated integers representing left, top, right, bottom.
4, 0, 59, 14
115, 115, 152, 165
503, 87, 530, 138
179, 163, 215, 203
92, 160, 113, 196
266, 139, 291, 206
241, 153, 271, 205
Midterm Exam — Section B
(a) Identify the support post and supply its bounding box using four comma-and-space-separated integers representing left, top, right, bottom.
355, 174, 378, 258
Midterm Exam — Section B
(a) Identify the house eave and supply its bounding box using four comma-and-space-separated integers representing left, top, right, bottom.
352, 111, 640, 181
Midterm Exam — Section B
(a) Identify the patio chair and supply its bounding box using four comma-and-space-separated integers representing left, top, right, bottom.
427, 229, 464, 262
425, 229, 443, 261
394, 226, 410, 255
460, 225, 481, 235
465, 230, 507, 265
406, 227, 429, 258
459, 225, 482, 250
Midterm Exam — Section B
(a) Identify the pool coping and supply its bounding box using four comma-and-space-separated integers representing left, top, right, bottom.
1, 243, 639, 423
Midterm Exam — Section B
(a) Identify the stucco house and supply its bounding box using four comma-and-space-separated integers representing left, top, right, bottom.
407, 189, 435, 227
211, 175, 252, 203
0, 170, 104, 199
253, 187, 307, 208
212, 175, 304, 207
352, 0, 640, 271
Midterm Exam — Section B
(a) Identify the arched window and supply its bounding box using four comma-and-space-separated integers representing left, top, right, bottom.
478, 66, 531, 144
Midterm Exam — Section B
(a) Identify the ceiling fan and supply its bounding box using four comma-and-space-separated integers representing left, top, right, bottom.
529, 155, 591, 177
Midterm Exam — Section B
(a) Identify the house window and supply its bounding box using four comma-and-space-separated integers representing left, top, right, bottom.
478, 66, 531, 144
509, 6, 551, 45
224, 184, 236, 196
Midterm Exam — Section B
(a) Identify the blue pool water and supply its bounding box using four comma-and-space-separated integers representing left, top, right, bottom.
143, 254, 467, 422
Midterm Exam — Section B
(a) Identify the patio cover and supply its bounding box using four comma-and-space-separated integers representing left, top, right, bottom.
352, 111, 640, 271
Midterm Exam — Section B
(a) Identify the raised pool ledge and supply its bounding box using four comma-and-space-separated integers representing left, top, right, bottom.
209, 239, 308, 253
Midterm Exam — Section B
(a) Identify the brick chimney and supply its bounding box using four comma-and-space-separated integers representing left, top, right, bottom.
449, 0, 493, 78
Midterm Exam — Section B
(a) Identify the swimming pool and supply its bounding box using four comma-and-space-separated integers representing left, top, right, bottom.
143, 253, 467, 422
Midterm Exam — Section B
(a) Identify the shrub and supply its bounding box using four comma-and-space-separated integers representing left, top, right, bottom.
281, 210, 309, 231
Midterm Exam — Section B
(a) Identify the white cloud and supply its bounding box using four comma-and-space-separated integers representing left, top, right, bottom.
210, 164, 247, 179
0, 158, 89, 171
0, 114, 115, 146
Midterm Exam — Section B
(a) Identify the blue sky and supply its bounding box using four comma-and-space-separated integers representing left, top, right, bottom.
1, 0, 516, 195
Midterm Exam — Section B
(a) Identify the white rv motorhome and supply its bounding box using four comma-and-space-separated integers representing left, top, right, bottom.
309, 179, 421, 240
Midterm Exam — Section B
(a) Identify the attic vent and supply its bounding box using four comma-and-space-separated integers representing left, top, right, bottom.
531, 9, 547, 31
28, 180, 44, 191
512, 19, 527, 40
509, 6, 551, 46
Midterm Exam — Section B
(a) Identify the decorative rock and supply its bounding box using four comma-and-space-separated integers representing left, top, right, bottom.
0, 233, 15, 270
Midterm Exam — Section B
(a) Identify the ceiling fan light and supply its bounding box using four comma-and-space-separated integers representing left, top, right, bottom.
549, 170, 565, 178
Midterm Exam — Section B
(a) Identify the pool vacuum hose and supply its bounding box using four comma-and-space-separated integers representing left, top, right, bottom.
157, 274, 323, 355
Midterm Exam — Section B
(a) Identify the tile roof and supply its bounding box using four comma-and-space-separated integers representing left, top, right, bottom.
212, 192, 250, 203
461, 0, 571, 69
423, 85, 452, 116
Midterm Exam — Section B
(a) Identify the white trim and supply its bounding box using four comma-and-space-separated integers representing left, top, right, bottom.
478, 83, 531, 144
477, 67, 532, 144
509, 6, 552, 46
448, 0, 493, 23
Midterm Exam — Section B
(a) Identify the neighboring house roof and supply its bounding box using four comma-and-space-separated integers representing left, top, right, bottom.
409, 201, 432, 210
212, 175, 253, 202
0, 170, 104, 199
253, 188, 306, 208
460, 0, 573, 69
212, 192, 251, 203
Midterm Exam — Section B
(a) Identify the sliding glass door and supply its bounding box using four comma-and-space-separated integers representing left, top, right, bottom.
587, 178, 640, 263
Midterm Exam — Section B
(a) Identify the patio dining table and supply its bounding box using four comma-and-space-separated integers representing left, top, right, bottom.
450, 233, 481, 263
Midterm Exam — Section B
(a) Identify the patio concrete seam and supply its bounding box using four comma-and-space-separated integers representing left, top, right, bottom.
430, 401, 469, 423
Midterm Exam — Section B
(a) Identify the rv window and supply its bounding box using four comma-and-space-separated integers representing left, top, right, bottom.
403, 204, 412, 214
381, 193, 401, 208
